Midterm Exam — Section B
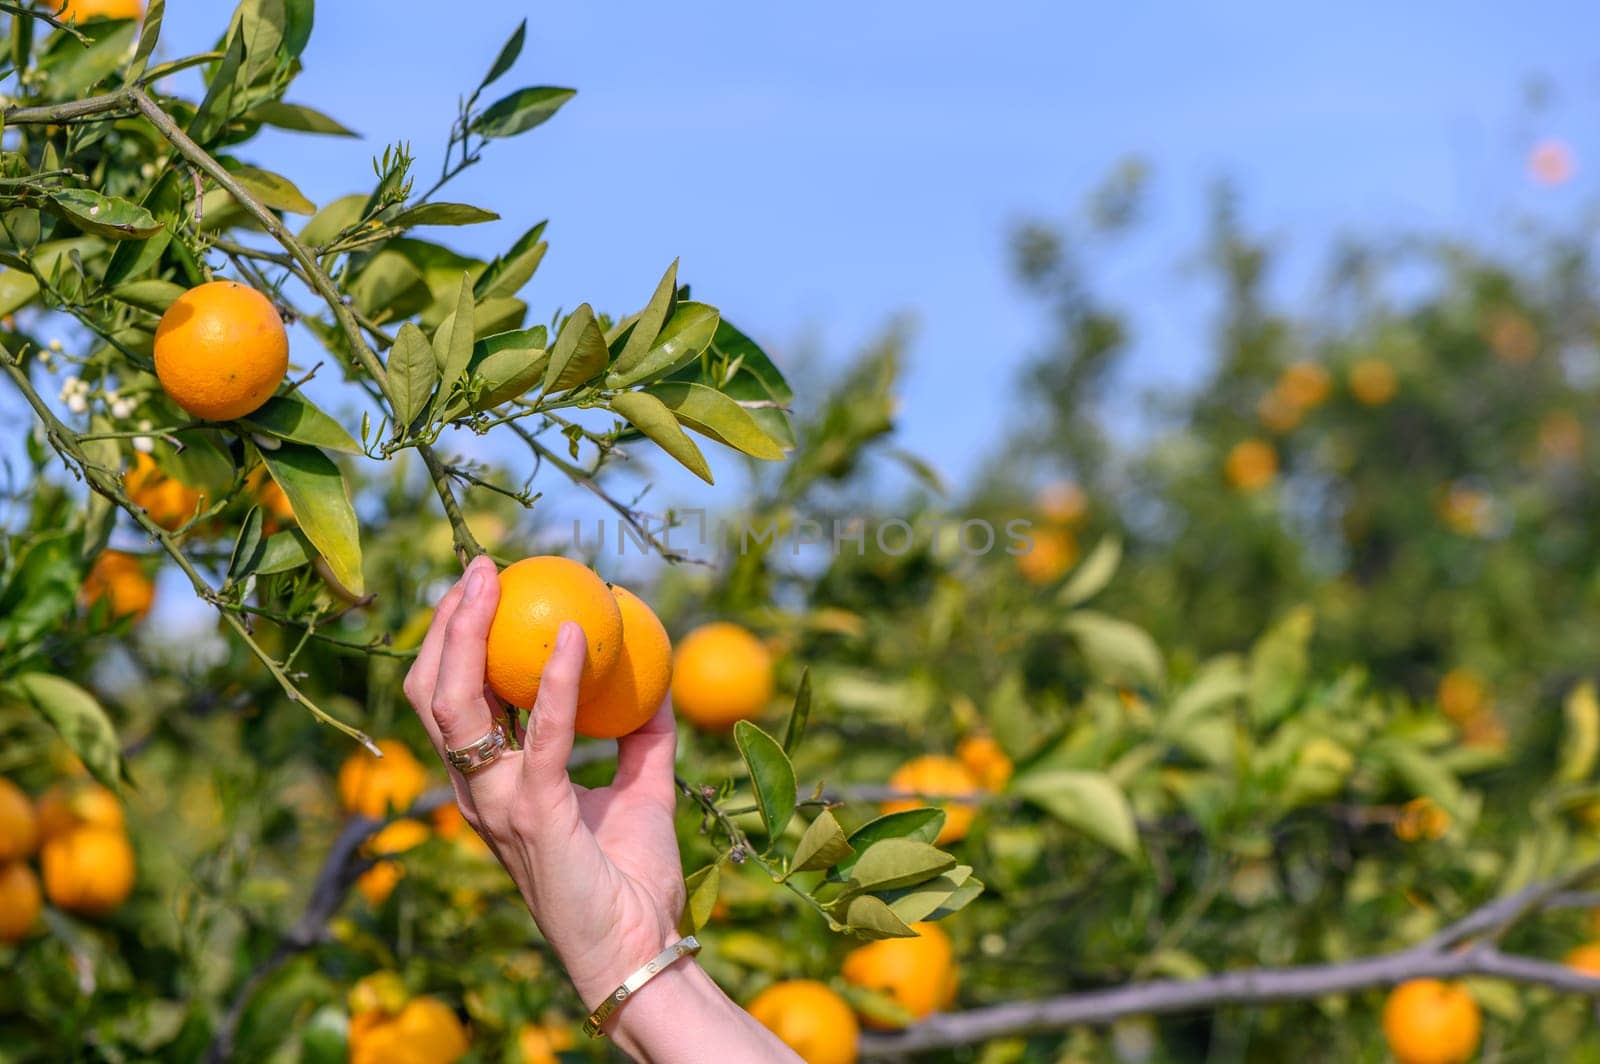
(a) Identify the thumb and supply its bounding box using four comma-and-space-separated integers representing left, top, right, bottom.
520, 621, 585, 791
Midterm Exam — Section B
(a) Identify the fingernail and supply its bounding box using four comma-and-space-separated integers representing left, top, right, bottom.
555, 621, 578, 650
464, 567, 486, 599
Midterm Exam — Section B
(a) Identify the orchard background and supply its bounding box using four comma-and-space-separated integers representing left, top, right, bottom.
3, 2, 1600, 1062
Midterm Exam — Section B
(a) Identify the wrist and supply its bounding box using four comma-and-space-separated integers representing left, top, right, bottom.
566, 927, 683, 1011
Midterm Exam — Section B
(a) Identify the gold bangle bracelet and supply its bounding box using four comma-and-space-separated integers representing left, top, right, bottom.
582, 936, 702, 1038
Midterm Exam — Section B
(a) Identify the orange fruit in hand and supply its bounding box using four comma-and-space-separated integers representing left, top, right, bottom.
42, 826, 136, 916
1016, 527, 1077, 585
125, 452, 204, 531
0, 778, 39, 860
154, 280, 287, 421
882, 756, 980, 845
1381, 979, 1481, 1064
338, 739, 428, 819
59, 0, 143, 19
1224, 439, 1278, 493
746, 980, 860, 1064
670, 622, 774, 730
955, 735, 1012, 791
34, 779, 123, 841
0, 861, 42, 943
841, 922, 959, 1029
485, 556, 624, 710
81, 550, 155, 621
575, 585, 673, 739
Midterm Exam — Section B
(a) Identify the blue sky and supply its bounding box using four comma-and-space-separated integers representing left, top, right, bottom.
9, 1, 1598, 583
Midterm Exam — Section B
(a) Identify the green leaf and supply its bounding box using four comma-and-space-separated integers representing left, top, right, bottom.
607, 260, 679, 381
110, 279, 185, 314
475, 220, 547, 301
41, 189, 161, 240
882, 865, 973, 924
41, 20, 136, 99
840, 895, 916, 940
386, 203, 499, 229
0, 270, 40, 317
678, 863, 720, 935
479, 20, 526, 90
472, 296, 527, 337
781, 668, 811, 754
1063, 610, 1165, 690
246, 100, 356, 137
1059, 536, 1121, 607
432, 274, 477, 408
471, 86, 576, 139
260, 445, 364, 596
1013, 770, 1140, 858
1165, 655, 1247, 732
127, 0, 165, 81
0, 534, 78, 651
1375, 741, 1463, 814
608, 302, 722, 389
301, 194, 367, 248
1249, 606, 1313, 726
846, 839, 956, 892
646, 380, 785, 460
348, 249, 432, 322
834, 810, 947, 880
734, 720, 797, 844
466, 328, 548, 411
387, 323, 437, 430
1562, 683, 1600, 784
926, 875, 985, 920
542, 304, 608, 395
255, 530, 311, 575
227, 507, 267, 584
282, 0, 314, 58
609, 392, 713, 484
227, 165, 317, 215
6, 673, 125, 790
238, 394, 362, 455
789, 810, 853, 875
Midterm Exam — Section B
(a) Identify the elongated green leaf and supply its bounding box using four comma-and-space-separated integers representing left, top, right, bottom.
543, 304, 608, 395
1375, 741, 1463, 814
1063, 610, 1165, 690
260, 444, 364, 595
1013, 770, 1140, 858
834, 810, 946, 880
227, 165, 317, 215
255, 530, 311, 575
1059, 536, 1122, 607
301, 193, 366, 247
607, 301, 721, 388
6, 673, 124, 790
246, 100, 356, 137
227, 507, 266, 584
647, 381, 785, 460
475, 220, 547, 301
42, 189, 161, 240
840, 895, 916, 940
471, 86, 576, 139
387, 323, 437, 430
847, 839, 956, 892
1561, 683, 1600, 784
479, 20, 527, 90
790, 810, 853, 875
239, 394, 361, 454
1249, 606, 1313, 726
927, 875, 985, 920
610, 391, 712, 484
678, 863, 720, 935
782, 668, 812, 754
387, 203, 499, 229
467, 329, 549, 411
883, 866, 973, 924
0, 270, 40, 317
127, 0, 165, 80
432, 274, 477, 402
110, 279, 185, 314
734, 721, 796, 844
473, 297, 527, 337
608, 261, 679, 380
0, 534, 77, 650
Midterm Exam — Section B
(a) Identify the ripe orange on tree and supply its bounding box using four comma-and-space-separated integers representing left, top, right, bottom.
1348, 358, 1398, 406
35, 779, 124, 840
840, 921, 959, 1029
350, 993, 469, 1064
1380, 979, 1481, 1064
1437, 668, 1487, 723
955, 735, 1012, 791
746, 979, 860, 1064
484, 556, 623, 710
41, 825, 136, 916
1276, 361, 1331, 410
58, 0, 143, 20
153, 280, 288, 421
1224, 439, 1278, 493
574, 585, 673, 739
1015, 527, 1077, 585
356, 818, 431, 906
515, 1021, 576, 1064
882, 755, 980, 845
124, 452, 203, 531
0, 777, 38, 860
1565, 942, 1600, 976
81, 550, 155, 621
670, 621, 774, 730
0, 861, 42, 943
338, 739, 428, 819
431, 803, 492, 858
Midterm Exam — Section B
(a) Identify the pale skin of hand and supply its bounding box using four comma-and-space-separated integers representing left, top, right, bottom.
403, 555, 799, 1064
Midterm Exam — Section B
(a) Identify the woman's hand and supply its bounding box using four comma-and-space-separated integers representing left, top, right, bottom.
401, 555, 685, 1006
